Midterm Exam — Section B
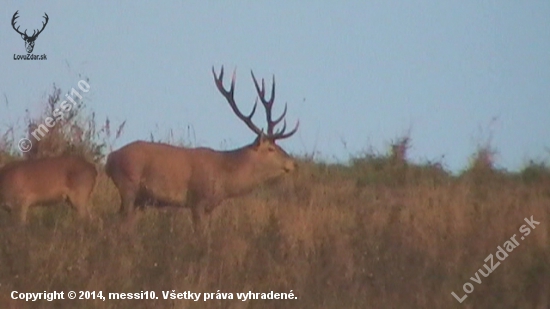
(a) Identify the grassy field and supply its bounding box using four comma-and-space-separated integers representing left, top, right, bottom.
0, 88, 549, 308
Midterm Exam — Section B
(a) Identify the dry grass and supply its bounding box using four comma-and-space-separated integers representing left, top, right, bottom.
0, 86, 549, 309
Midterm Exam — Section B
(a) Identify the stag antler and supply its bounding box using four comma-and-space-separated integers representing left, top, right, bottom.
212, 66, 299, 141
212, 66, 263, 136
251, 71, 299, 140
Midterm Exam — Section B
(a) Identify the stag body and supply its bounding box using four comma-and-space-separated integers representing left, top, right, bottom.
0, 155, 97, 225
106, 66, 299, 232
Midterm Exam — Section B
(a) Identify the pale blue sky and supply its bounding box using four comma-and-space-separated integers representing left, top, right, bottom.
1, 1, 549, 172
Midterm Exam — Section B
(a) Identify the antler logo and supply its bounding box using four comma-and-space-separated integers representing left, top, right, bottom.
11, 10, 49, 54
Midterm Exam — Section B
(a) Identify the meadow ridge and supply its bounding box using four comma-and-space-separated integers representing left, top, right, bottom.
0, 86, 549, 309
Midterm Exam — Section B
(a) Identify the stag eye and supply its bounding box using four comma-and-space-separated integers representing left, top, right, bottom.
268, 147, 275, 152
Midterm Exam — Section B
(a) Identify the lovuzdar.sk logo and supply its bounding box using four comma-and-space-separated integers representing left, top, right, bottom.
11, 10, 48, 60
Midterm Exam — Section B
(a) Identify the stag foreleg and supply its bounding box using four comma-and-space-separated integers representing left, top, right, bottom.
117, 188, 142, 234
68, 192, 93, 221
191, 205, 204, 235
14, 200, 30, 227
190, 198, 220, 236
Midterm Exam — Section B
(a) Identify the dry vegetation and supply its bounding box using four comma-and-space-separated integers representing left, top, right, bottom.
0, 86, 549, 309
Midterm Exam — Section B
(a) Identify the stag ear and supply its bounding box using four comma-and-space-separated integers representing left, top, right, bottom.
252, 131, 269, 149
259, 131, 269, 143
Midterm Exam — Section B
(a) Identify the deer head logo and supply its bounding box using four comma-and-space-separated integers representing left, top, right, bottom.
11, 11, 49, 54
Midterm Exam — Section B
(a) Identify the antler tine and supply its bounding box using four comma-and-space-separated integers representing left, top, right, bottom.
271, 102, 288, 127
272, 119, 300, 140
251, 72, 264, 102
274, 120, 287, 136
248, 98, 259, 122
269, 75, 275, 106
251, 71, 276, 107
212, 66, 262, 136
230, 68, 236, 93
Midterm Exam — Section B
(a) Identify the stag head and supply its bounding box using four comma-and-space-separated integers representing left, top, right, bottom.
212, 66, 300, 175
11, 11, 49, 54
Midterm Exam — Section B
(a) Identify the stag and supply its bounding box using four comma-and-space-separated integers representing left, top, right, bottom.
0, 155, 97, 225
11, 10, 49, 54
106, 66, 300, 233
